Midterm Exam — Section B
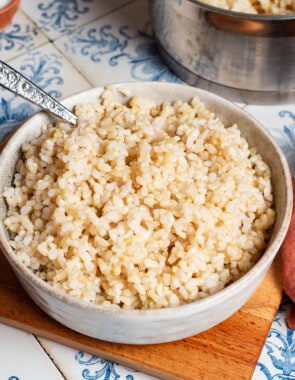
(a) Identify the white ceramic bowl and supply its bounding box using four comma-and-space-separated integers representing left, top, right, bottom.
0, 82, 293, 344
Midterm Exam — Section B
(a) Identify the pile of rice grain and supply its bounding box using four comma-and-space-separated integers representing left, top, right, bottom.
201, 0, 295, 14
3, 87, 275, 310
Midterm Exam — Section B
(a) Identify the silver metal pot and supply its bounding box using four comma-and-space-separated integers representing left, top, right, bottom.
149, 0, 295, 96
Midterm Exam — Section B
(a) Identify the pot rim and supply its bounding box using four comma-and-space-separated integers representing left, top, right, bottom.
186, 0, 295, 21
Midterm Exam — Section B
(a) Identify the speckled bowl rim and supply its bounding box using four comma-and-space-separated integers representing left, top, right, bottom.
0, 82, 293, 321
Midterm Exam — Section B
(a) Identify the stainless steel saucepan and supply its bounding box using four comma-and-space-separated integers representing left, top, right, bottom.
149, 0, 295, 95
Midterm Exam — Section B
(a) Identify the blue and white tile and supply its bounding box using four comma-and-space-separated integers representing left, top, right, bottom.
253, 296, 295, 379
245, 104, 295, 177
0, 42, 91, 142
0, 323, 63, 380
9, 42, 92, 97
38, 338, 159, 380
20, 0, 136, 41
54, 0, 181, 86
0, 8, 48, 62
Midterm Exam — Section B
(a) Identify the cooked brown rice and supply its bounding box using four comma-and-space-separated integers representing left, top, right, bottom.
201, 0, 295, 14
3, 86, 275, 309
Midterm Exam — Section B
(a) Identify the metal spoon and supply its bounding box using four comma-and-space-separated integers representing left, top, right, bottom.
0, 60, 77, 125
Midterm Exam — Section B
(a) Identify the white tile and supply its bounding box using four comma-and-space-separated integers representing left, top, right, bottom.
20, 0, 135, 40
8, 42, 92, 98
245, 104, 295, 177
244, 103, 295, 131
253, 297, 292, 380
39, 338, 159, 380
0, 324, 64, 380
0, 9, 48, 61
55, 0, 181, 86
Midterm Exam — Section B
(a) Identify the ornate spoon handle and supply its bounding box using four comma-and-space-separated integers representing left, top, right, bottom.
0, 60, 77, 125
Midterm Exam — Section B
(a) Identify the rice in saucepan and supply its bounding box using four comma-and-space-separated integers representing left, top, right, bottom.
3, 87, 275, 309
200, 0, 295, 14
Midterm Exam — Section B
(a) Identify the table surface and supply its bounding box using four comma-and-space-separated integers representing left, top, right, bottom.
1, 1, 295, 380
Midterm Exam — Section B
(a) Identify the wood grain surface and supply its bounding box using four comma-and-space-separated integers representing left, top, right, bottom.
0, 251, 283, 380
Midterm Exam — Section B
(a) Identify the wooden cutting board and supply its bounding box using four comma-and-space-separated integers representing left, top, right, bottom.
0, 251, 283, 380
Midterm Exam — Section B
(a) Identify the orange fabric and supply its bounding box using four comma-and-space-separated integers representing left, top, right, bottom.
0, 0, 20, 30
288, 303, 295, 330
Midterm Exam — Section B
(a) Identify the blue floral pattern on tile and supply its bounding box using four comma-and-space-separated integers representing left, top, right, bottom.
65, 24, 127, 62
75, 352, 136, 380
38, 0, 95, 34
173, 0, 183, 4
0, 51, 65, 142
256, 297, 295, 379
0, 96, 35, 142
19, 51, 64, 98
269, 110, 295, 176
65, 22, 181, 82
0, 24, 38, 53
